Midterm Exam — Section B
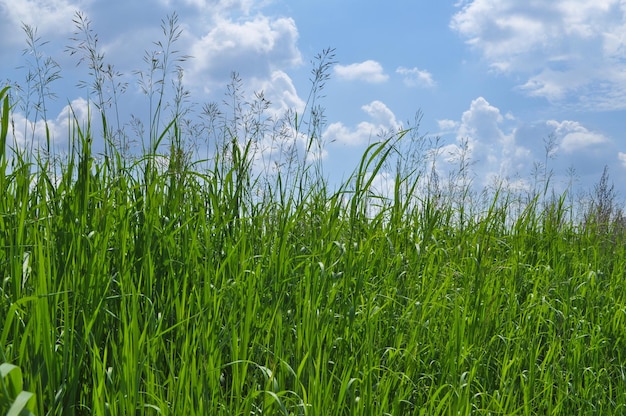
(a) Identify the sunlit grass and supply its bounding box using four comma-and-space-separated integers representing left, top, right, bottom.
2, 14, 626, 415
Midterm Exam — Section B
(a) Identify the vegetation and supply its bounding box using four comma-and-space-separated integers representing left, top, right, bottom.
2, 13, 626, 415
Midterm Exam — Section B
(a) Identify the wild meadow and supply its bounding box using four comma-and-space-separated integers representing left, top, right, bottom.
2, 14, 626, 415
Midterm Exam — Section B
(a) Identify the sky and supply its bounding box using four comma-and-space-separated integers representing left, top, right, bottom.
2, 0, 626, 206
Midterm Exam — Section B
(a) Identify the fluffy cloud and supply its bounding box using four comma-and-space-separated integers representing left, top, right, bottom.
437, 119, 459, 132
450, 0, 626, 108
361, 101, 401, 129
333, 60, 388, 83
323, 100, 401, 146
458, 97, 505, 142
396, 66, 436, 88
436, 96, 624, 193
187, 15, 302, 93
0, 0, 89, 45
463, 98, 531, 179
183, 14, 305, 154
437, 97, 533, 188
547, 120, 609, 153
11, 97, 91, 150
255, 70, 306, 117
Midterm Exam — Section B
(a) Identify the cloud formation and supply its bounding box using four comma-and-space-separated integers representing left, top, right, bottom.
396, 66, 436, 88
255, 70, 306, 118
452, 97, 532, 186
0, 0, 89, 45
324, 100, 401, 146
547, 120, 609, 154
450, 0, 626, 109
11, 97, 91, 150
187, 15, 301, 92
333, 60, 389, 83
436, 96, 623, 192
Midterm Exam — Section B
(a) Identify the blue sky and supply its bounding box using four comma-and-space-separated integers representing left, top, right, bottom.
2, 0, 626, 203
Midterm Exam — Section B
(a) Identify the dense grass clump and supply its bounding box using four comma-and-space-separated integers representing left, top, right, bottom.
2, 15, 626, 415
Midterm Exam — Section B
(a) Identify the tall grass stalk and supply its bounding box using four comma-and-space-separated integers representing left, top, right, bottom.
2, 18, 626, 415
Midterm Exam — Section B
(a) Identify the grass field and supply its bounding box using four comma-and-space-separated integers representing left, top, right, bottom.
2, 16, 626, 415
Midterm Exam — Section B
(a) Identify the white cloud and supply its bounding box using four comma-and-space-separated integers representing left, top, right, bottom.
547, 119, 609, 153
57, 97, 91, 128
0, 0, 89, 45
396, 66, 436, 88
250, 117, 327, 176
157, 0, 259, 15
435, 97, 621, 192
333, 60, 389, 83
450, 0, 626, 108
458, 96, 504, 144
438, 97, 533, 187
11, 97, 91, 149
117, 6, 309, 174
324, 100, 400, 146
361, 101, 401, 130
255, 70, 306, 118
437, 119, 459, 132
323, 122, 378, 147
187, 15, 302, 93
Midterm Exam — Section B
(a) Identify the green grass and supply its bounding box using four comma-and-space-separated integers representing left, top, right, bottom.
3, 17, 626, 415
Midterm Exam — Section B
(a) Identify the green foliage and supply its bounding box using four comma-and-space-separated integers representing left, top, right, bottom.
0, 86, 10, 164
2, 14, 626, 415
0, 363, 37, 415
